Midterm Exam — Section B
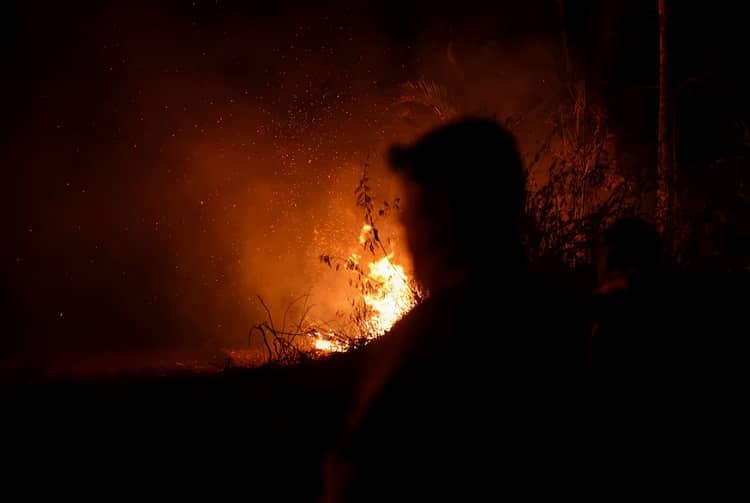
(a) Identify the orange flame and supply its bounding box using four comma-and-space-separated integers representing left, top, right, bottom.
313, 330, 347, 352
359, 224, 372, 245
314, 224, 419, 352
362, 253, 416, 337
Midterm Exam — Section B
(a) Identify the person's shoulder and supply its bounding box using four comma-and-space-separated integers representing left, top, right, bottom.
360, 295, 441, 366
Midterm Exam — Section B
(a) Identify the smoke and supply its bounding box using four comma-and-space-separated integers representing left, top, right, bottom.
3, 1, 564, 372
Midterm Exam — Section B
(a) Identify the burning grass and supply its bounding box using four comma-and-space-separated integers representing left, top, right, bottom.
250, 168, 422, 364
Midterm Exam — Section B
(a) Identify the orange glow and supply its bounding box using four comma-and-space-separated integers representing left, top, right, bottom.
359, 224, 372, 245
361, 253, 416, 337
314, 224, 419, 353
313, 330, 348, 353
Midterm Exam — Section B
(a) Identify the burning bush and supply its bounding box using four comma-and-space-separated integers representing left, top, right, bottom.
250, 166, 422, 364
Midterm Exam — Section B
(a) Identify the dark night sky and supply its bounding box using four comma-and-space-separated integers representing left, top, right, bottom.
2, 0, 748, 372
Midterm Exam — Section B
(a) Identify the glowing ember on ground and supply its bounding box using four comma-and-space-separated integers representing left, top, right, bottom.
313, 331, 347, 352
313, 338, 336, 352
314, 224, 419, 353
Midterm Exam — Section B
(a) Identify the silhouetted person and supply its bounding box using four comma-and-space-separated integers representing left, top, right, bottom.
322, 118, 583, 503
589, 217, 665, 371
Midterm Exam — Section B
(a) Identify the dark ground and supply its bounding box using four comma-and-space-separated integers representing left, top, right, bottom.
2, 272, 748, 500
2, 349, 364, 500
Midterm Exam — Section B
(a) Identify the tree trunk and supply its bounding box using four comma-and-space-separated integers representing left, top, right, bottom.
556, 0, 573, 80
656, 0, 673, 240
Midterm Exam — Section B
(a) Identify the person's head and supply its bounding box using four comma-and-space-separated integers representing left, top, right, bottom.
389, 118, 525, 291
596, 217, 662, 290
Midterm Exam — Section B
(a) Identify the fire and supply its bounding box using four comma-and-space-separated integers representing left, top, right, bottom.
359, 224, 372, 245
313, 224, 419, 352
313, 331, 347, 353
362, 253, 416, 337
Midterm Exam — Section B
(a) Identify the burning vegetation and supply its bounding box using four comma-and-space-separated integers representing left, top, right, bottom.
250, 169, 422, 363
314, 225, 419, 353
